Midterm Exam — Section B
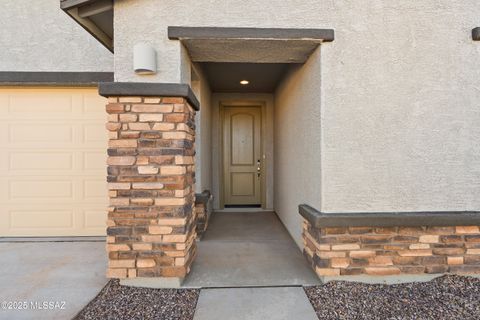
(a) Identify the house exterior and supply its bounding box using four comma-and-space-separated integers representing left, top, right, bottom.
1, 0, 480, 286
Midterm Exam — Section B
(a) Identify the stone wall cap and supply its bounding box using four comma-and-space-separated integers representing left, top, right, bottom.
98, 82, 200, 110
195, 190, 212, 204
299, 204, 480, 228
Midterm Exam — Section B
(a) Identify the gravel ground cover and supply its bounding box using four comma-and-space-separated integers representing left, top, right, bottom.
304, 275, 480, 320
74, 280, 199, 320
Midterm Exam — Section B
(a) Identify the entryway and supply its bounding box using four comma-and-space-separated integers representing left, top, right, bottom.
164, 26, 329, 288
187, 56, 321, 288
183, 211, 319, 287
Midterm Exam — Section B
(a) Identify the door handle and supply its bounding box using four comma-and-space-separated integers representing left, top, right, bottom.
257, 159, 261, 178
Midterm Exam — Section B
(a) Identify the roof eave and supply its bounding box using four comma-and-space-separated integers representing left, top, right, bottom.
60, 0, 114, 52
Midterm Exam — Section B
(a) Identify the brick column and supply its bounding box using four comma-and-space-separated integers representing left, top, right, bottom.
102, 88, 198, 287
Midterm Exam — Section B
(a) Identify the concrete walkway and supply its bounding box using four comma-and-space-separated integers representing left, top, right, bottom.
193, 287, 318, 320
0, 213, 319, 319
184, 211, 320, 287
0, 241, 107, 320
187, 212, 319, 319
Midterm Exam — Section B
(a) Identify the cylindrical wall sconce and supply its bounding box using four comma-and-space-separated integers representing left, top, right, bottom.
473, 27, 480, 41
133, 43, 157, 74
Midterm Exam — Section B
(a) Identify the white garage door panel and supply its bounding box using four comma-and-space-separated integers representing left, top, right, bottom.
10, 124, 73, 142
84, 152, 108, 170
85, 210, 107, 228
10, 180, 73, 199
0, 87, 108, 236
8, 93, 73, 113
10, 152, 73, 170
84, 124, 106, 142
11, 211, 74, 228
84, 180, 108, 199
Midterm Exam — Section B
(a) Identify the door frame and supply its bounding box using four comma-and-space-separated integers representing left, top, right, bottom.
219, 100, 267, 209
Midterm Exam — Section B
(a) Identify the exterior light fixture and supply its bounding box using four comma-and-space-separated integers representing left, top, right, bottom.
240, 80, 249, 85
133, 43, 157, 75
473, 27, 480, 41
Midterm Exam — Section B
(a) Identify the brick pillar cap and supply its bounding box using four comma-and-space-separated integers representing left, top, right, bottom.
99, 82, 200, 110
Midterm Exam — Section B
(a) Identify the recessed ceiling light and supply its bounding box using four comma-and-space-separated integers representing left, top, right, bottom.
240, 80, 249, 85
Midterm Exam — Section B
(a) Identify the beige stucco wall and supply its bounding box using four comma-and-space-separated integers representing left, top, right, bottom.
191, 64, 213, 194
211, 93, 275, 210
274, 48, 323, 247
0, 0, 112, 72
114, 0, 480, 215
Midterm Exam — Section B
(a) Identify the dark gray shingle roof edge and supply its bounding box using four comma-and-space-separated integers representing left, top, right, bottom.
0, 71, 113, 86
60, 0, 99, 10
299, 204, 480, 228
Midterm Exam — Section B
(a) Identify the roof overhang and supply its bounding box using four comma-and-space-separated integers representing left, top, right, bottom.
60, 2, 336, 61
168, 27, 334, 63
61, 0, 113, 52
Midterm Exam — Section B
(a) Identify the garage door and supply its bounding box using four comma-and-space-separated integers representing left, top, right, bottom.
0, 87, 108, 236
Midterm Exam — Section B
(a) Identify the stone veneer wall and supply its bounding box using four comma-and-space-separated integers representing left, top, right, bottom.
105, 96, 197, 280
194, 202, 207, 239
303, 220, 480, 277
195, 190, 212, 239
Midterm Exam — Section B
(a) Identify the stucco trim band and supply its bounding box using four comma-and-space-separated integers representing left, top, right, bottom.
98, 82, 200, 110
473, 28, 480, 41
0, 72, 113, 86
168, 26, 335, 42
299, 204, 480, 228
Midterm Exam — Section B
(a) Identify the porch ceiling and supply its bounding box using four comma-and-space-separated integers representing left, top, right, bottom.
168, 27, 335, 63
201, 63, 291, 93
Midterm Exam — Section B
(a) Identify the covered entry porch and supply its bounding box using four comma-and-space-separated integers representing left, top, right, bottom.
100, 26, 331, 287
184, 211, 319, 287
